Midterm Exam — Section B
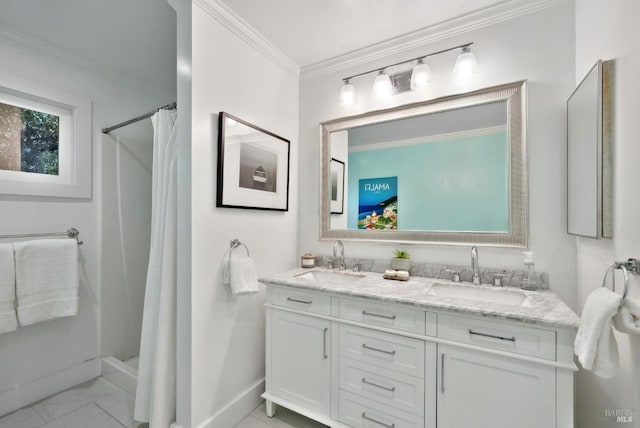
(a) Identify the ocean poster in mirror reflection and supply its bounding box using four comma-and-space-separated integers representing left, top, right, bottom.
358, 176, 398, 229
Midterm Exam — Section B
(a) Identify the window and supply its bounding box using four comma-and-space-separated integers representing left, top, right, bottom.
0, 77, 91, 198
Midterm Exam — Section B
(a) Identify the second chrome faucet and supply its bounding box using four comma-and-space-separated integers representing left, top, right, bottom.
333, 240, 346, 271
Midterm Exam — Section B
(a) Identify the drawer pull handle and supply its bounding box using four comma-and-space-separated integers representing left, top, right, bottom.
362, 377, 395, 392
286, 297, 312, 305
362, 412, 395, 428
362, 310, 396, 320
468, 329, 516, 342
323, 328, 328, 359
362, 343, 396, 356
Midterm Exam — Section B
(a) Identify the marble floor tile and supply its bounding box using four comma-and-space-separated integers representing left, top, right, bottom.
247, 403, 328, 428
32, 377, 119, 422
235, 415, 269, 428
95, 389, 136, 427
40, 403, 124, 428
0, 407, 45, 428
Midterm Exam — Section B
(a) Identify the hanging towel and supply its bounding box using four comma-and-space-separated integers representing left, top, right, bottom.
613, 292, 640, 335
13, 239, 79, 326
574, 287, 622, 378
222, 250, 260, 295
0, 244, 17, 334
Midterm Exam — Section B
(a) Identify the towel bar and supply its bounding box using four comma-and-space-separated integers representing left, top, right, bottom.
0, 228, 83, 245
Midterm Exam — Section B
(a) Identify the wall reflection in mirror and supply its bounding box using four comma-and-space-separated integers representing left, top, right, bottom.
320, 81, 527, 246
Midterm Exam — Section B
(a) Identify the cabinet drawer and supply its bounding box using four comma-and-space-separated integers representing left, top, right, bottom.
339, 390, 425, 428
339, 358, 424, 416
272, 286, 331, 316
438, 313, 556, 360
340, 325, 424, 377
339, 297, 433, 335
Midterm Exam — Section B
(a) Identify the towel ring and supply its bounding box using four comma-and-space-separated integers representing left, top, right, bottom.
230, 239, 250, 256
602, 263, 630, 303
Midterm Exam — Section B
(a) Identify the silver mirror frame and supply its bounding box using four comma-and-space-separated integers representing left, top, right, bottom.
320, 80, 528, 247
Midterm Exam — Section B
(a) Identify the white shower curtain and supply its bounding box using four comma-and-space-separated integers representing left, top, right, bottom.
135, 109, 178, 427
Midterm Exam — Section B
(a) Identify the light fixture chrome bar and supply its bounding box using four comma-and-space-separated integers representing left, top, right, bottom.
102, 102, 177, 134
0, 227, 83, 245
342, 42, 473, 82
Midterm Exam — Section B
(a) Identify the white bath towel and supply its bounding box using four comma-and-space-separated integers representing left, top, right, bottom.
574, 287, 622, 378
13, 239, 79, 326
222, 250, 260, 295
0, 244, 17, 334
613, 292, 640, 335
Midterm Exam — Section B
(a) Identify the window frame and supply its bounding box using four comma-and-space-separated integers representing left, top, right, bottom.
0, 74, 91, 198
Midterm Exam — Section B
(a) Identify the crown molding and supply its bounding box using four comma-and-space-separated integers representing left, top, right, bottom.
194, 0, 299, 77
0, 24, 172, 95
301, 0, 568, 80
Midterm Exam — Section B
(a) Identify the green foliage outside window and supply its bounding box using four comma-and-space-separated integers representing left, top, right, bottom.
21, 109, 59, 175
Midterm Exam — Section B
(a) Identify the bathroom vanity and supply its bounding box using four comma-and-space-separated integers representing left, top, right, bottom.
261, 268, 579, 428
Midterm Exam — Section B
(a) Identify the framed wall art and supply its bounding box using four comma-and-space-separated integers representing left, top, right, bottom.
216, 112, 290, 211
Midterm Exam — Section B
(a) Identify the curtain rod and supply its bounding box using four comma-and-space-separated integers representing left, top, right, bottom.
101, 102, 177, 134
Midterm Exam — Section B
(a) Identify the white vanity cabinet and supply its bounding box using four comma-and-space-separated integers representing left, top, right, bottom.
271, 310, 331, 416
267, 286, 332, 418
262, 281, 577, 428
437, 346, 556, 428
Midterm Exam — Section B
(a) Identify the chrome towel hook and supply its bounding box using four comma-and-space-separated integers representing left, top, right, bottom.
230, 239, 250, 256
602, 258, 639, 306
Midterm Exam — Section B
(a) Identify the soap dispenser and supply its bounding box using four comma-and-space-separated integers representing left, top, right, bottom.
521, 251, 537, 290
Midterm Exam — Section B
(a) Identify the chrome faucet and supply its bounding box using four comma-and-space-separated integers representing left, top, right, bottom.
333, 240, 345, 271
471, 246, 481, 285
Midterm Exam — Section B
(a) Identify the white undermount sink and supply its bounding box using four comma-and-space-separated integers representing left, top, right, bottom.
427, 283, 531, 307
295, 270, 365, 284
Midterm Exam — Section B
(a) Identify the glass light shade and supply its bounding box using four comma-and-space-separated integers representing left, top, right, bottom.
373, 71, 393, 99
410, 60, 431, 91
453, 47, 479, 79
339, 81, 356, 107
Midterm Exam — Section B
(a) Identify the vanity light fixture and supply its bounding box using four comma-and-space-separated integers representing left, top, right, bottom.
453, 45, 479, 79
338, 42, 477, 107
338, 79, 356, 107
372, 70, 393, 99
410, 58, 431, 91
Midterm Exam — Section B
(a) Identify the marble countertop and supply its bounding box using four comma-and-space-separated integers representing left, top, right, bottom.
261, 268, 580, 330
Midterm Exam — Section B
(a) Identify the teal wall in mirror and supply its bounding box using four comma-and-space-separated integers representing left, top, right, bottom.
346, 130, 509, 232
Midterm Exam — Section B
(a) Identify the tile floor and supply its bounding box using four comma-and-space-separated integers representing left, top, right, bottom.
0, 377, 326, 428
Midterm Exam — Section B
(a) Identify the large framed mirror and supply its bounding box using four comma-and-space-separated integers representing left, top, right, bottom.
320, 81, 527, 247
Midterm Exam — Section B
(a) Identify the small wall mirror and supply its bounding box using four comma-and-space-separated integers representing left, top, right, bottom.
320, 81, 528, 247
567, 60, 613, 238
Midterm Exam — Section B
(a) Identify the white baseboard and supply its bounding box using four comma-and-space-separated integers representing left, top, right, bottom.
0, 357, 101, 417
196, 378, 265, 428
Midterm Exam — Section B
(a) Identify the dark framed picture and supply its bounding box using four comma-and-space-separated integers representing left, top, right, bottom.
330, 158, 345, 214
216, 112, 290, 211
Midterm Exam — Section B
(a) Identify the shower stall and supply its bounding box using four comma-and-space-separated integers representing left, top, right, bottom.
100, 119, 154, 394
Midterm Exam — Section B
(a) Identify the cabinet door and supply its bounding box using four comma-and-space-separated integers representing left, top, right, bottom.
437, 345, 556, 428
271, 310, 331, 416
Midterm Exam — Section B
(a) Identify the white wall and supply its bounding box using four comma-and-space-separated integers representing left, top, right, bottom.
0, 28, 173, 415
299, 1, 577, 307
575, 1, 640, 426
190, 1, 299, 427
